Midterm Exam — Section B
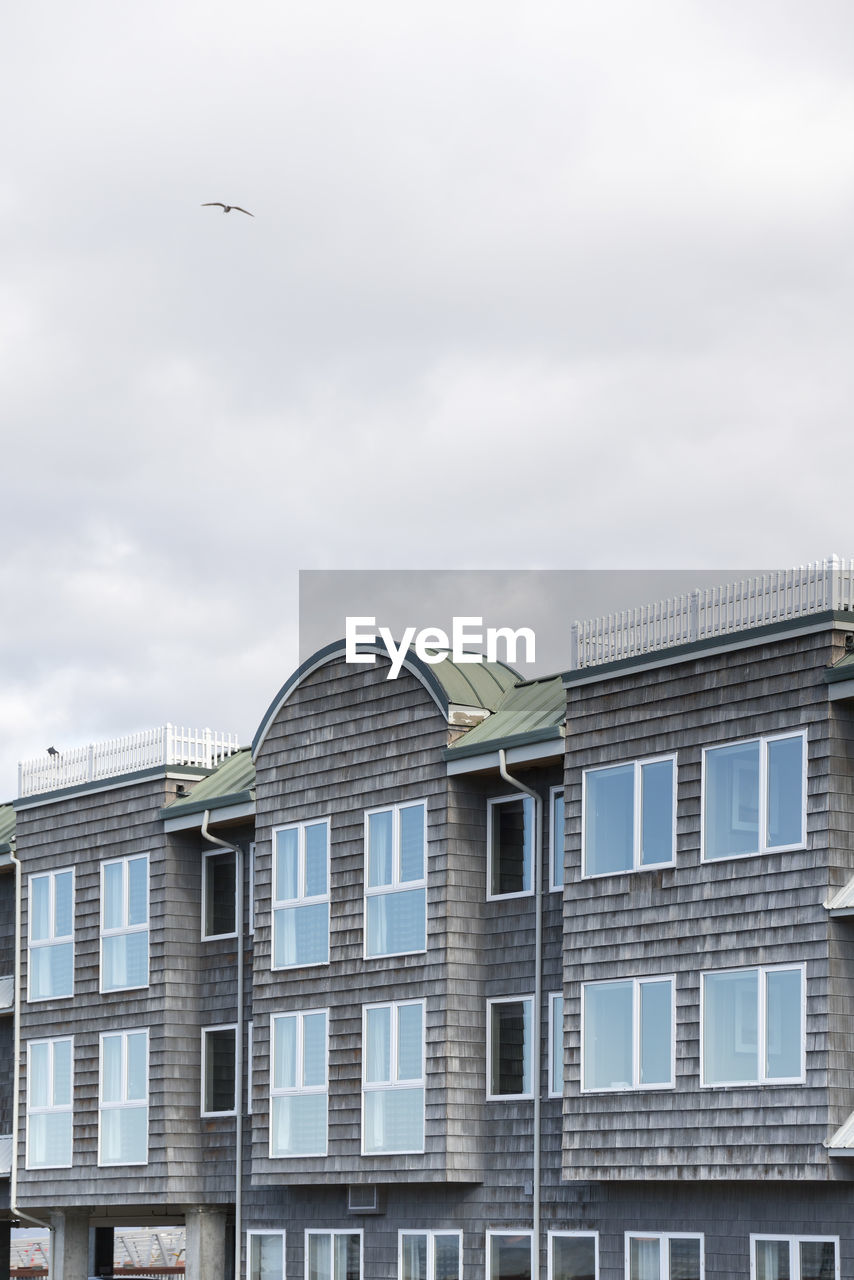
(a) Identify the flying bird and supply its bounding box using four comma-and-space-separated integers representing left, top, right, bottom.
202, 202, 254, 217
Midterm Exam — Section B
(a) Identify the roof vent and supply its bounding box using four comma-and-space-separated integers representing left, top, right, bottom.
347, 1186, 382, 1214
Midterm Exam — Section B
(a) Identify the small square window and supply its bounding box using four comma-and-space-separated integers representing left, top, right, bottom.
702, 965, 804, 1086
487, 1232, 533, 1280
488, 796, 534, 899
202, 1025, 237, 1116
306, 1231, 362, 1280
582, 977, 674, 1092
625, 1234, 703, 1280
400, 1231, 462, 1280
488, 996, 534, 1099
751, 1235, 839, 1280
247, 1231, 285, 1280
548, 1232, 598, 1280
583, 757, 675, 877
202, 849, 236, 939
703, 732, 805, 861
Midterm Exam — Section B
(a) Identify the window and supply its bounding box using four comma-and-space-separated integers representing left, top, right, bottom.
582, 977, 674, 1092
248, 1020, 254, 1116
583, 756, 675, 877
271, 1009, 328, 1156
273, 821, 329, 968
488, 795, 534, 898
550, 788, 565, 891
625, 1234, 703, 1280
751, 1235, 839, 1280
247, 1231, 285, 1280
703, 731, 805, 861
28, 868, 73, 1000
26, 1037, 73, 1169
101, 854, 149, 992
702, 965, 804, 1086
400, 1232, 462, 1280
202, 848, 237, 939
306, 1232, 362, 1280
365, 802, 426, 957
487, 1232, 533, 1280
488, 996, 534, 1099
202, 1025, 237, 1116
548, 1232, 598, 1280
99, 1029, 148, 1165
363, 1000, 424, 1154
549, 992, 563, 1097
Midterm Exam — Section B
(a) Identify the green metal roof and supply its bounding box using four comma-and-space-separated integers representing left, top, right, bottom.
447, 675, 566, 756
162, 747, 255, 818
0, 804, 14, 849
825, 649, 854, 683
418, 649, 519, 710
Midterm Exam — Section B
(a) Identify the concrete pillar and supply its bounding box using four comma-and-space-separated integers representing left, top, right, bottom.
0, 1220, 10, 1280
51, 1212, 89, 1280
185, 1207, 228, 1280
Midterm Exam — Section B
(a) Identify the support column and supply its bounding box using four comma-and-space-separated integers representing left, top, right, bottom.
185, 1207, 228, 1280
51, 1212, 89, 1280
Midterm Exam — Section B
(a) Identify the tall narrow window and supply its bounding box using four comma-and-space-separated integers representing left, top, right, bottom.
365, 802, 426, 957
101, 855, 149, 992
582, 977, 674, 1092
583, 757, 676, 877
273, 821, 329, 968
400, 1232, 462, 1280
247, 1231, 285, 1280
202, 1025, 237, 1116
751, 1235, 839, 1280
306, 1232, 362, 1280
702, 965, 804, 1086
703, 732, 805, 861
550, 788, 565, 891
487, 1233, 533, 1280
625, 1234, 702, 1280
363, 1000, 425, 1154
99, 1029, 148, 1165
549, 992, 564, 1097
488, 796, 534, 898
488, 996, 534, 1099
26, 1037, 73, 1169
28, 868, 73, 1000
270, 1009, 328, 1156
548, 1232, 598, 1280
202, 848, 236, 939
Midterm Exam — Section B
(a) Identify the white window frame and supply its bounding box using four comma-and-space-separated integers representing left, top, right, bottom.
304, 1230, 363, 1280
272, 819, 331, 970
624, 1233, 704, 1280
27, 867, 74, 1002
246, 1230, 286, 1280
581, 755, 677, 879
201, 1023, 237, 1117
487, 794, 535, 901
548, 991, 563, 1098
249, 840, 256, 936
700, 963, 806, 1088
100, 854, 149, 994
487, 994, 535, 1101
361, 998, 426, 1155
247, 1020, 253, 1116
398, 1230, 463, 1280
97, 1027, 149, 1167
26, 1036, 73, 1170
364, 801, 427, 959
270, 1008, 329, 1158
749, 1234, 840, 1280
700, 730, 808, 862
547, 1231, 599, 1280
486, 1231, 535, 1280
581, 976, 676, 1093
549, 786, 565, 892
201, 847, 238, 941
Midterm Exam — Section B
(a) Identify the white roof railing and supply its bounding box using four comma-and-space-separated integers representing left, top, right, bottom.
17, 725, 240, 798
570, 557, 854, 670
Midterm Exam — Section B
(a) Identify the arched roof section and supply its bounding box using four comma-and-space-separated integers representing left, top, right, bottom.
252, 639, 520, 760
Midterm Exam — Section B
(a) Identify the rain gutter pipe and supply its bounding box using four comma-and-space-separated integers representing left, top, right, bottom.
497, 750, 542, 1280
9, 837, 54, 1270
201, 813, 244, 1280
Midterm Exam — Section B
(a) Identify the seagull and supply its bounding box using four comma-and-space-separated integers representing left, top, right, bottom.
47, 746, 59, 757
202, 202, 254, 217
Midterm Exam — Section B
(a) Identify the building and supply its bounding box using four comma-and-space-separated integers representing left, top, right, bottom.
3, 562, 854, 1279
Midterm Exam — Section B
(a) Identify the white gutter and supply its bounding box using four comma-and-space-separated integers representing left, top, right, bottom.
8, 838, 54, 1266
200, 813, 244, 1280
497, 750, 542, 1280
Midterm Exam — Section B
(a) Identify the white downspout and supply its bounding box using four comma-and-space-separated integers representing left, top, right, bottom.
200, 813, 244, 1280
8, 838, 54, 1268
497, 751, 543, 1280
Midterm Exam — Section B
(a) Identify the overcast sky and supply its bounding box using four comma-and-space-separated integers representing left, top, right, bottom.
3, 2, 854, 798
